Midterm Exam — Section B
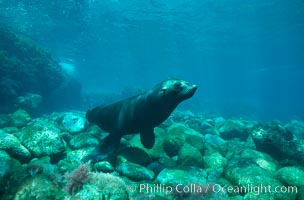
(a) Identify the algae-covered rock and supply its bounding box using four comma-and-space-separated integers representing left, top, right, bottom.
223, 156, 295, 199
61, 112, 87, 133
0, 150, 13, 179
251, 122, 302, 162
200, 120, 215, 132
218, 119, 251, 140
20, 119, 65, 157
166, 123, 204, 142
202, 152, 227, 170
177, 144, 204, 167
65, 147, 95, 164
130, 193, 168, 200
94, 161, 114, 173
13, 175, 65, 200
73, 172, 128, 200
0, 132, 31, 162
2, 127, 19, 134
224, 157, 270, 186
69, 133, 99, 150
9, 110, 31, 128
204, 134, 226, 146
116, 161, 155, 181
156, 167, 207, 186
240, 149, 279, 173
165, 123, 205, 151
0, 150, 22, 197
285, 120, 304, 140
229, 195, 244, 200
275, 167, 304, 186
244, 191, 296, 200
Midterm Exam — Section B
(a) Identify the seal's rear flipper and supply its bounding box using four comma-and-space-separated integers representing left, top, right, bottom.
140, 128, 155, 149
85, 134, 121, 162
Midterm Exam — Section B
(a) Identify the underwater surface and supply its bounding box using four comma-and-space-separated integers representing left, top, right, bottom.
0, 0, 304, 199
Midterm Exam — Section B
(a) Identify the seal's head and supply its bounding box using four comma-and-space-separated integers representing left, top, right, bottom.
150, 79, 197, 105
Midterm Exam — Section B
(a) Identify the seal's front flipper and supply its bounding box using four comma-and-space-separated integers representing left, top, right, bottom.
140, 128, 155, 149
85, 134, 121, 162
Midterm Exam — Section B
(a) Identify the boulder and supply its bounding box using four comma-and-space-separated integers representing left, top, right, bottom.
20, 119, 65, 157
0, 132, 31, 162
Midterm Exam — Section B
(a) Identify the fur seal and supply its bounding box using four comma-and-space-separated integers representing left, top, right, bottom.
86, 79, 197, 161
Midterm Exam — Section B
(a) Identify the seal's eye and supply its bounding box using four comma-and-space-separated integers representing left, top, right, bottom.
174, 82, 182, 90
160, 88, 167, 95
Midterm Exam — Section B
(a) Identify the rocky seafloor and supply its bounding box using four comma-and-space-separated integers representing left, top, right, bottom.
0, 109, 304, 200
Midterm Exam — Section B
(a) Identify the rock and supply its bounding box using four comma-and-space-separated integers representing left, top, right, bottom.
156, 167, 207, 186
69, 133, 99, 150
158, 154, 177, 169
74, 172, 128, 200
166, 123, 205, 150
130, 193, 167, 200
177, 144, 204, 168
200, 120, 214, 132
204, 134, 226, 146
25, 156, 56, 177
218, 119, 251, 140
16, 93, 42, 115
13, 175, 65, 200
200, 120, 219, 135
0, 28, 65, 114
2, 126, 19, 134
229, 196, 244, 200
275, 167, 304, 186
0, 150, 21, 196
202, 152, 227, 170
116, 162, 155, 181
61, 112, 87, 133
251, 122, 302, 162
166, 123, 204, 141
94, 161, 114, 173
0, 150, 13, 179
242, 193, 272, 200
223, 156, 295, 199
244, 191, 296, 200
0, 114, 10, 128
65, 147, 95, 164
9, 109, 31, 128
213, 117, 226, 127
20, 119, 65, 157
285, 120, 304, 140
240, 149, 279, 173
0, 132, 31, 162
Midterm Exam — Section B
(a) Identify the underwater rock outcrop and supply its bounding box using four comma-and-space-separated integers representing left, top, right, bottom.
0, 28, 65, 114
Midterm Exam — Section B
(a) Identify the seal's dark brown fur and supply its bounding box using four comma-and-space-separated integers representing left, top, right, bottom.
86, 79, 197, 161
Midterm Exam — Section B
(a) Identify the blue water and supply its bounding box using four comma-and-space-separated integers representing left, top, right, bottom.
1, 0, 304, 120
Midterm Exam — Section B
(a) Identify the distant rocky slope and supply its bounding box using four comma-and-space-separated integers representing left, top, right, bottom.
0, 28, 65, 114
